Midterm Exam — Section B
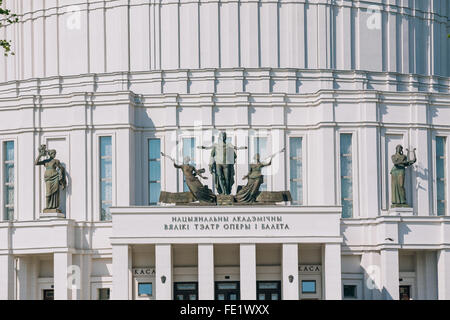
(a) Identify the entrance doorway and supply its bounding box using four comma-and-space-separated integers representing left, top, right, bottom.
400, 285, 411, 300
174, 282, 198, 300
215, 282, 240, 300
257, 281, 281, 300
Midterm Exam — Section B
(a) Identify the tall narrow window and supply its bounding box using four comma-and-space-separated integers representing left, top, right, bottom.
182, 137, 196, 192
436, 137, 446, 216
148, 139, 161, 205
340, 134, 353, 218
3, 141, 14, 221
100, 137, 112, 221
252, 137, 268, 191
289, 137, 302, 205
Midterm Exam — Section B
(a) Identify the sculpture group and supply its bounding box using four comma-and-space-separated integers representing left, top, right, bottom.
34, 133, 419, 211
160, 131, 290, 205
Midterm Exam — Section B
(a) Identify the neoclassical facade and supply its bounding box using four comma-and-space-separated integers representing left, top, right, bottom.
0, 0, 449, 300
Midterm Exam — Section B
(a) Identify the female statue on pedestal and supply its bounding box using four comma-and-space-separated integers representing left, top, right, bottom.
35, 145, 67, 213
161, 152, 216, 204
391, 145, 417, 207
236, 148, 285, 204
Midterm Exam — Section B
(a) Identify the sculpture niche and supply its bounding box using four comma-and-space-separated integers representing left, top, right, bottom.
161, 152, 216, 204
235, 149, 285, 204
35, 145, 67, 213
198, 131, 247, 195
390, 145, 417, 208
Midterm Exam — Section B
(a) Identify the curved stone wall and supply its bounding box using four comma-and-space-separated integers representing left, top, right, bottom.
0, 0, 449, 84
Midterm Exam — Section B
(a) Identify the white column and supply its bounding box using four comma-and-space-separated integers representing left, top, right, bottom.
0, 254, 14, 300
112, 245, 131, 300
80, 254, 92, 300
360, 125, 381, 218
380, 249, 399, 300
437, 249, 450, 300
116, 130, 132, 206
282, 243, 299, 300
29, 257, 39, 300
155, 244, 172, 300
198, 244, 214, 300
324, 243, 342, 300
240, 244, 256, 300
54, 252, 73, 300
424, 251, 438, 300
17, 257, 30, 300
71, 254, 91, 300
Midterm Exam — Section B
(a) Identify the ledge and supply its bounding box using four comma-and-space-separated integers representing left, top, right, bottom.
110, 205, 342, 215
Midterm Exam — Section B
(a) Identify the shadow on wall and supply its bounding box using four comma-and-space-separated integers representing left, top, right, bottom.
61, 161, 70, 217
398, 224, 412, 245
414, 164, 428, 192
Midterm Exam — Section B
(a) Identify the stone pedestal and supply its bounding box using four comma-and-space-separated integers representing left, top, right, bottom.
217, 194, 235, 205
40, 211, 65, 219
389, 207, 414, 216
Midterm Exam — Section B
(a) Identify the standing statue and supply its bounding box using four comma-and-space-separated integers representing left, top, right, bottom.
161, 152, 216, 204
236, 149, 285, 204
35, 145, 67, 213
391, 145, 417, 207
198, 132, 247, 195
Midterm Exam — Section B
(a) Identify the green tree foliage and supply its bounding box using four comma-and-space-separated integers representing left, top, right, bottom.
0, 0, 18, 56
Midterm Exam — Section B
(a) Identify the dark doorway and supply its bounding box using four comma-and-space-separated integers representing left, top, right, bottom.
400, 285, 411, 300
43, 289, 54, 300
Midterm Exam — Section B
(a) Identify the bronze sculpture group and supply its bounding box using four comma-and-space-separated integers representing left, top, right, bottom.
160, 131, 288, 205
34, 131, 419, 211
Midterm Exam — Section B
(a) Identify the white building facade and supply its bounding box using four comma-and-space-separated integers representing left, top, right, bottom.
0, 0, 450, 300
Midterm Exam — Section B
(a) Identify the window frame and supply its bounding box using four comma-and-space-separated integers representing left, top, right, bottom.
91, 282, 113, 300
433, 133, 449, 216
137, 282, 153, 297
287, 133, 307, 205
0, 139, 18, 221
301, 280, 317, 294
97, 287, 111, 300
339, 133, 354, 218
134, 276, 155, 300
341, 279, 363, 300
343, 284, 358, 299
95, 133, 116, 222
337, 130, 359, 219
148, 138, 161, 205
1, 139, 17, 222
